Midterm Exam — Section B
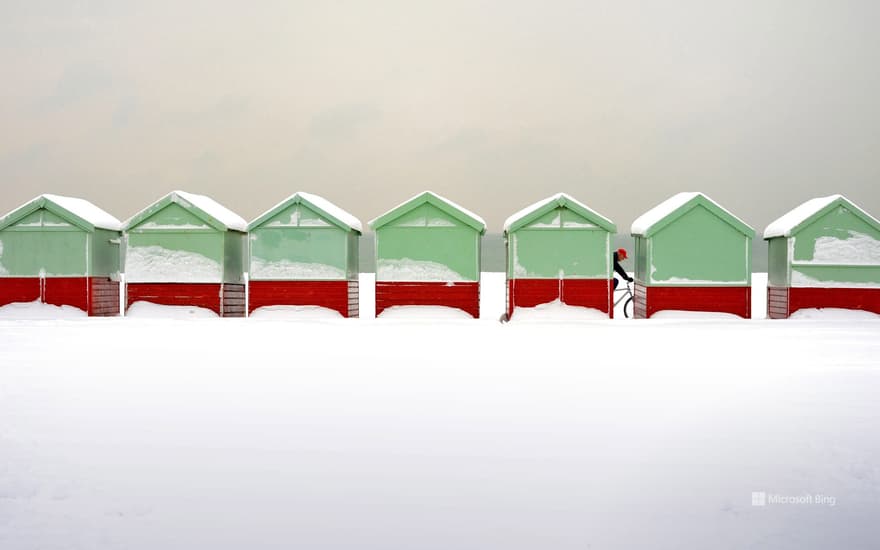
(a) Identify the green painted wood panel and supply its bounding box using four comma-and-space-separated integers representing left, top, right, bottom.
791, 265, 880, 286
0, 211, 89, 276
125, 231, 224, 282
261, 203, 334, 229
634, 236, 648, 282
249, 226, 347, 280
786, 204, 880, 286
767, 237, 789, 287
647, 205, 750, 285
125, 201, 246, 283
791, 205, 880, 262
346, 232, 359, 280
376, 204, 480, 281
89, 229, 122, 278
129, 202, 213, 231
508, 229, 609, 278
223, 232, 246, 284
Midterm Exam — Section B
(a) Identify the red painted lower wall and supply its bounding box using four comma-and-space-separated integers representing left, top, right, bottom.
768, 286, 880, 318
506, 278, 612, 319
248, 280, 358, 318
634, 283, 750, 319
43, 277, 89, 312
0, 278, 41, 307
0, 277, 119, 316
126, 282, 245, 317
375, 281, 480, 318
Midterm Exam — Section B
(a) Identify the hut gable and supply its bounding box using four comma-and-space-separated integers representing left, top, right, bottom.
0, 195, 122, 315
125, 191, 246, 233
503, 193, 616, 234
765, 195, 880, 290
631, 193, 754, 288
0, 194, 121, 233
369, 191, 486, 234
248, 193, 360, 281
764, 195, 880, 245
249, 192, 362, 233
0, 195, 122, 279
370, 191, 483, 317
123, 191, 246, 285
631, 192, 754, 239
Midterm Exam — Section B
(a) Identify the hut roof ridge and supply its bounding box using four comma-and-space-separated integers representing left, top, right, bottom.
171, 191, 247, 231
631, 192, 753, 237
250, 192, 362, 233
503, 192, 615, 233
125, 191, 247, 231
762, 194, 879, 239
41, 194, 122, 231
369, 191, 486, 232
0, 194, 122, 232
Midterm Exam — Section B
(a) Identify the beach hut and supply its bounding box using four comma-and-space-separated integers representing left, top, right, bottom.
764, 195, 880, 318
630, 192, 755, 318
0, 194, 122, 315
369, 191, 486, 318
503, 193, 617, 319
248, 192, 362, 317
124, 191, 247, 317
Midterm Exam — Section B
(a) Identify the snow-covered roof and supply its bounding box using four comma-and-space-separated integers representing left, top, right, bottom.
250, 192, 362, 233
41, 194, 122, 231
369, 191, 486, 232
631, 192, 753, 237
631, 192, 700, 235
761, 195, 880, 239
172, 191, 247, 231
0, 194, 122, 232
297, 192, 363, 233
503, 192, 615, 233
126, 190, 247, 232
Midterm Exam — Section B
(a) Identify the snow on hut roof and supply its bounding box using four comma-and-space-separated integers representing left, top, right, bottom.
369, 191, 486, 232
298, 192, 363, 233
172, 191, 247, 231
41, 194, 122, 231
503, 192, 615, 233
126, 190, 247, 232
250, 192, 362, 233
630, 192, 752, 237
761, 195, 880, 239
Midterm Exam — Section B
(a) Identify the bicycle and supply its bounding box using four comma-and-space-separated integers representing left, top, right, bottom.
614, 280, 634, 318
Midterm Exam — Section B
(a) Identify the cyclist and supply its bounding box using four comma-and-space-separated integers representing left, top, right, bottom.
613, 248, 633, 289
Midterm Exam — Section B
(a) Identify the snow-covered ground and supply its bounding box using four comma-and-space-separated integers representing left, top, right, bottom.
2, 273, 879, 549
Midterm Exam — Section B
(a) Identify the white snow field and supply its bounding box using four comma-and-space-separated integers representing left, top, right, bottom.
2, 273, 880, 549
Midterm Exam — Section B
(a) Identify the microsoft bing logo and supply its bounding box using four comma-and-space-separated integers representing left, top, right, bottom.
751, 491, 836, 507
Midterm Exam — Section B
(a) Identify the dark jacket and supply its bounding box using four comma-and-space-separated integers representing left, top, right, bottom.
613, 251, 633, 282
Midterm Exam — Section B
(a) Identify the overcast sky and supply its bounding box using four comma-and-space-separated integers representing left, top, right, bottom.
2, 1, 879, 232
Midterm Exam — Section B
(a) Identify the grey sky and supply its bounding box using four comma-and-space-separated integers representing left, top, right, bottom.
2, 1, 879, 232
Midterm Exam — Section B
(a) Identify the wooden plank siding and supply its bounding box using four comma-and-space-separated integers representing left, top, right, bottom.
634, 284, 751, 319
506, 278, 612, 319
375, 281, 480, 318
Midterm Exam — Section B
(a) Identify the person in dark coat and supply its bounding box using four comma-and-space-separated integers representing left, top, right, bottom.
613, 248, 633, 289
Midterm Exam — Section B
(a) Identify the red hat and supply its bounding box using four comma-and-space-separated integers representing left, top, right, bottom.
617, 248, 628, 260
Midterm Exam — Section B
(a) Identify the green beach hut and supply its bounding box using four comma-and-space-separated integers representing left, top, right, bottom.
248, 192, 362, 317
0, 194, 122, 316
630, 192, 755, 318
764, 194, 880, 318
369, 191, 486, 318
503, 193, 617, 319
124, 190, 247, 317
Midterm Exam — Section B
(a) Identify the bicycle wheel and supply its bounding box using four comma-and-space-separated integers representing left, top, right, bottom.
624, 296, 634, 318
